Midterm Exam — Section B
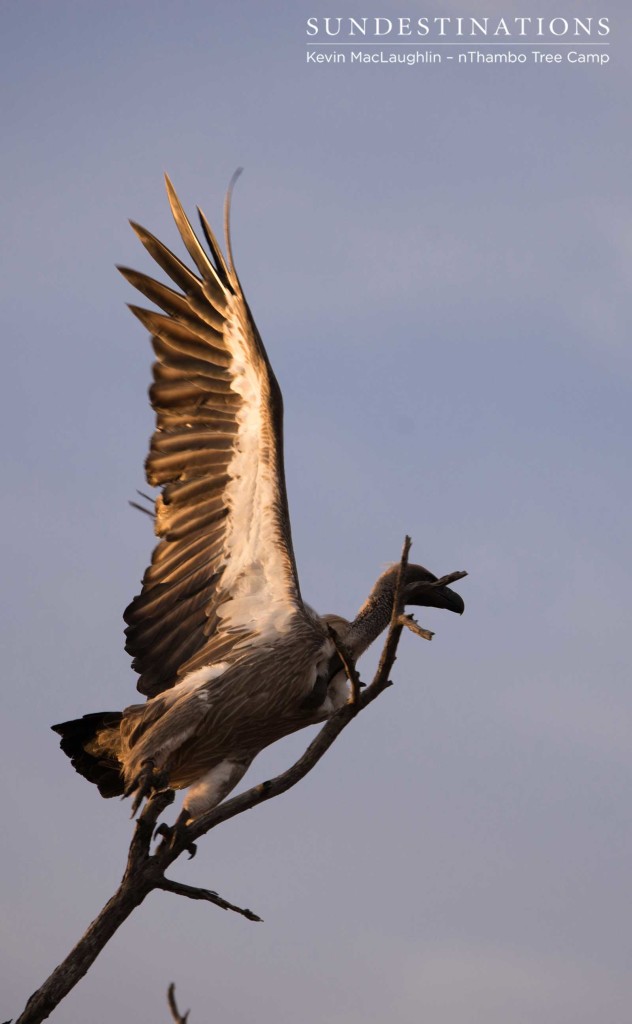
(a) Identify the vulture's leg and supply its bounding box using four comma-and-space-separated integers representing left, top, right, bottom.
125, 757, 170, 817
155, 809, 198, 858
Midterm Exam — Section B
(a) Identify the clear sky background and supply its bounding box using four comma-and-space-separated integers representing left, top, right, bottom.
2, 2, 631, 1022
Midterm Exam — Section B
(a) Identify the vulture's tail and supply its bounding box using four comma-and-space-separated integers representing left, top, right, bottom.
52, 712, 124, 798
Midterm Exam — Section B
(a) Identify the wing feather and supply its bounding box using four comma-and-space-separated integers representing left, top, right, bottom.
164, 175, 230, 294
129, 222, 215, 301
128, 306, 229, 362
123, 177, 303, 698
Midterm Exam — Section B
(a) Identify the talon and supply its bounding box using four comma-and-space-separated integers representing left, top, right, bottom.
154, 822, 173, 843
125, 758, 170, 818
154, 810, 196, 857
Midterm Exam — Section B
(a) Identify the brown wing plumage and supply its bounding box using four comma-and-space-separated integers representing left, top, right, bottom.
121, 176, 303, 698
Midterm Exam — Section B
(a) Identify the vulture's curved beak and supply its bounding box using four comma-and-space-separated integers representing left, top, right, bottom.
407, 580, 465, 615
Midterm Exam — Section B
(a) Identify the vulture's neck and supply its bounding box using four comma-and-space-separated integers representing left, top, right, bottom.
345, 573, 398, 659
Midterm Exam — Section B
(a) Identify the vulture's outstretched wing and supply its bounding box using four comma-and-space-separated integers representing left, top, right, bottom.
120, 176, 303, 698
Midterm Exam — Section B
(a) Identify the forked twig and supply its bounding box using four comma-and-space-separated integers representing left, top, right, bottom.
399, 614, 434, 642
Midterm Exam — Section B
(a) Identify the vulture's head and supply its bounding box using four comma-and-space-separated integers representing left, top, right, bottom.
323, 562, 465, 661
400, 563, 465, 615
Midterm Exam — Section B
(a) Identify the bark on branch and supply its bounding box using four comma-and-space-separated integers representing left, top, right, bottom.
14, 536, 454, 1024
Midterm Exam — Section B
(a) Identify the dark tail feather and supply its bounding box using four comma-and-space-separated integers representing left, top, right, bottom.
52, 712, 124, 798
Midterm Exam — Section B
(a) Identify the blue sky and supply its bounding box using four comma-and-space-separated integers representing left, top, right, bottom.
2, 2, 631, 1022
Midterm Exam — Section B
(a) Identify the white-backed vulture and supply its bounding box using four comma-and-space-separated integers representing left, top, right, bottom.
53, 177, 465, 821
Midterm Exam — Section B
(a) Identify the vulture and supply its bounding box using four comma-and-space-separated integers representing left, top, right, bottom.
53, 176, 465, 823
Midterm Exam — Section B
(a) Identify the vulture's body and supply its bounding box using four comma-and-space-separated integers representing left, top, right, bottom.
54, 177, 465, 820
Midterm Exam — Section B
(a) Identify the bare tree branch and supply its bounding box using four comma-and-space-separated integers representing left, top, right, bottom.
429, 569, 469, 588
14, 537, 460, 1024
167, 983, 189, 1024
398, 614, 434, 642
361, 535, 411, 710
158, 878, 262, 922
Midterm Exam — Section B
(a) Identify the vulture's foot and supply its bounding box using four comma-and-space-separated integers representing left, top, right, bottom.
155, 810, 197, 859
124, 758, 170, 818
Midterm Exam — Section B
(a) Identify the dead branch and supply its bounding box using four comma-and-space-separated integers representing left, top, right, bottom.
399, 614, 434, 641
14, 537, 461, 1024
167, 983, 189, 1024
158, 878, 262, 922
